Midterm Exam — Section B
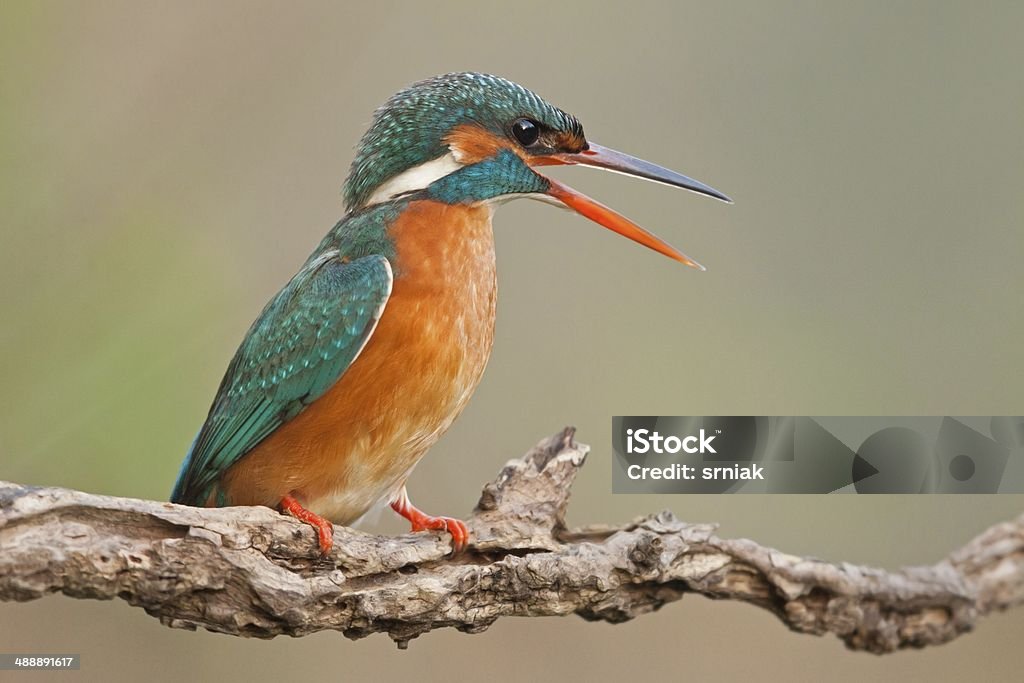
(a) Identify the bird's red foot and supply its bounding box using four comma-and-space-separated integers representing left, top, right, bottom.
391, 488, 469, 553
279, 494, 334, 556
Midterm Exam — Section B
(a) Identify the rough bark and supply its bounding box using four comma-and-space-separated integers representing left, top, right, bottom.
1, 428, 1022, 652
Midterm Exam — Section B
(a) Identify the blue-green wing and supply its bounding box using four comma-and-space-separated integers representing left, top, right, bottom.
171, 252, 392, 505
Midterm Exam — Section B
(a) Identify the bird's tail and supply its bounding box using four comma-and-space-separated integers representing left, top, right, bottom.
169, 431, 200, 504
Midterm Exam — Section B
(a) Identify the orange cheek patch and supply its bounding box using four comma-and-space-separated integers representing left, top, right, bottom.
444, 124, 526, 164
552, 129, 587, 153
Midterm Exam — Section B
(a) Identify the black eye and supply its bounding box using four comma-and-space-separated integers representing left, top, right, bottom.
511, 118, 540, 147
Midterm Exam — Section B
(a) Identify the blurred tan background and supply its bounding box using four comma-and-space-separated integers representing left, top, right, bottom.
2, 1, 1023, 680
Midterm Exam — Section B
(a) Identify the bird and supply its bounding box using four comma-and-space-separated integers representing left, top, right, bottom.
170, 72, 729, 555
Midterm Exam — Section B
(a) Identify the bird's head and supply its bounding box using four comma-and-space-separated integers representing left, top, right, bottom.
343, 72, 729, 269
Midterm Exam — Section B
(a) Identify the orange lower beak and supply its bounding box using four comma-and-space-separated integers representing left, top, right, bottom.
533, 142, 730, 269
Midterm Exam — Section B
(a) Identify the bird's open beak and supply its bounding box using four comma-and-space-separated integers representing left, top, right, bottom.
532, 143, 731, 270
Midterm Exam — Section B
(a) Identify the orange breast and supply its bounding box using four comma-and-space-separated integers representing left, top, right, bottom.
218, 201, 497, 522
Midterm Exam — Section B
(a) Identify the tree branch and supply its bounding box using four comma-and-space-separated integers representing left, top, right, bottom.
1, 428, 1022, 652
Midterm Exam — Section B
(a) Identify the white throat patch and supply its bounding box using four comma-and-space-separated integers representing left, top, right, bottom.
364, 152, 464, 207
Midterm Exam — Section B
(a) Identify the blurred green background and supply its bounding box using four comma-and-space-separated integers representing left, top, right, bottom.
2, 1, 1022, 680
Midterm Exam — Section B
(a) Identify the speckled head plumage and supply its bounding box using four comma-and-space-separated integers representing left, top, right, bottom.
342, 71, 731, 269
344, 72, 584, 209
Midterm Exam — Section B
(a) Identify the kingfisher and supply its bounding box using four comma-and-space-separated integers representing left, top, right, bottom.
171, 72, 729, 555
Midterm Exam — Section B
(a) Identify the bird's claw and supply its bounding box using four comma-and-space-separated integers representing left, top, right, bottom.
409, 514, 469, 553
391, 490, 469, 554
280, 494, 335, 556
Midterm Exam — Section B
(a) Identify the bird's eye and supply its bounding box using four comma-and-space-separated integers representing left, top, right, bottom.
511, 118, 540, 147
